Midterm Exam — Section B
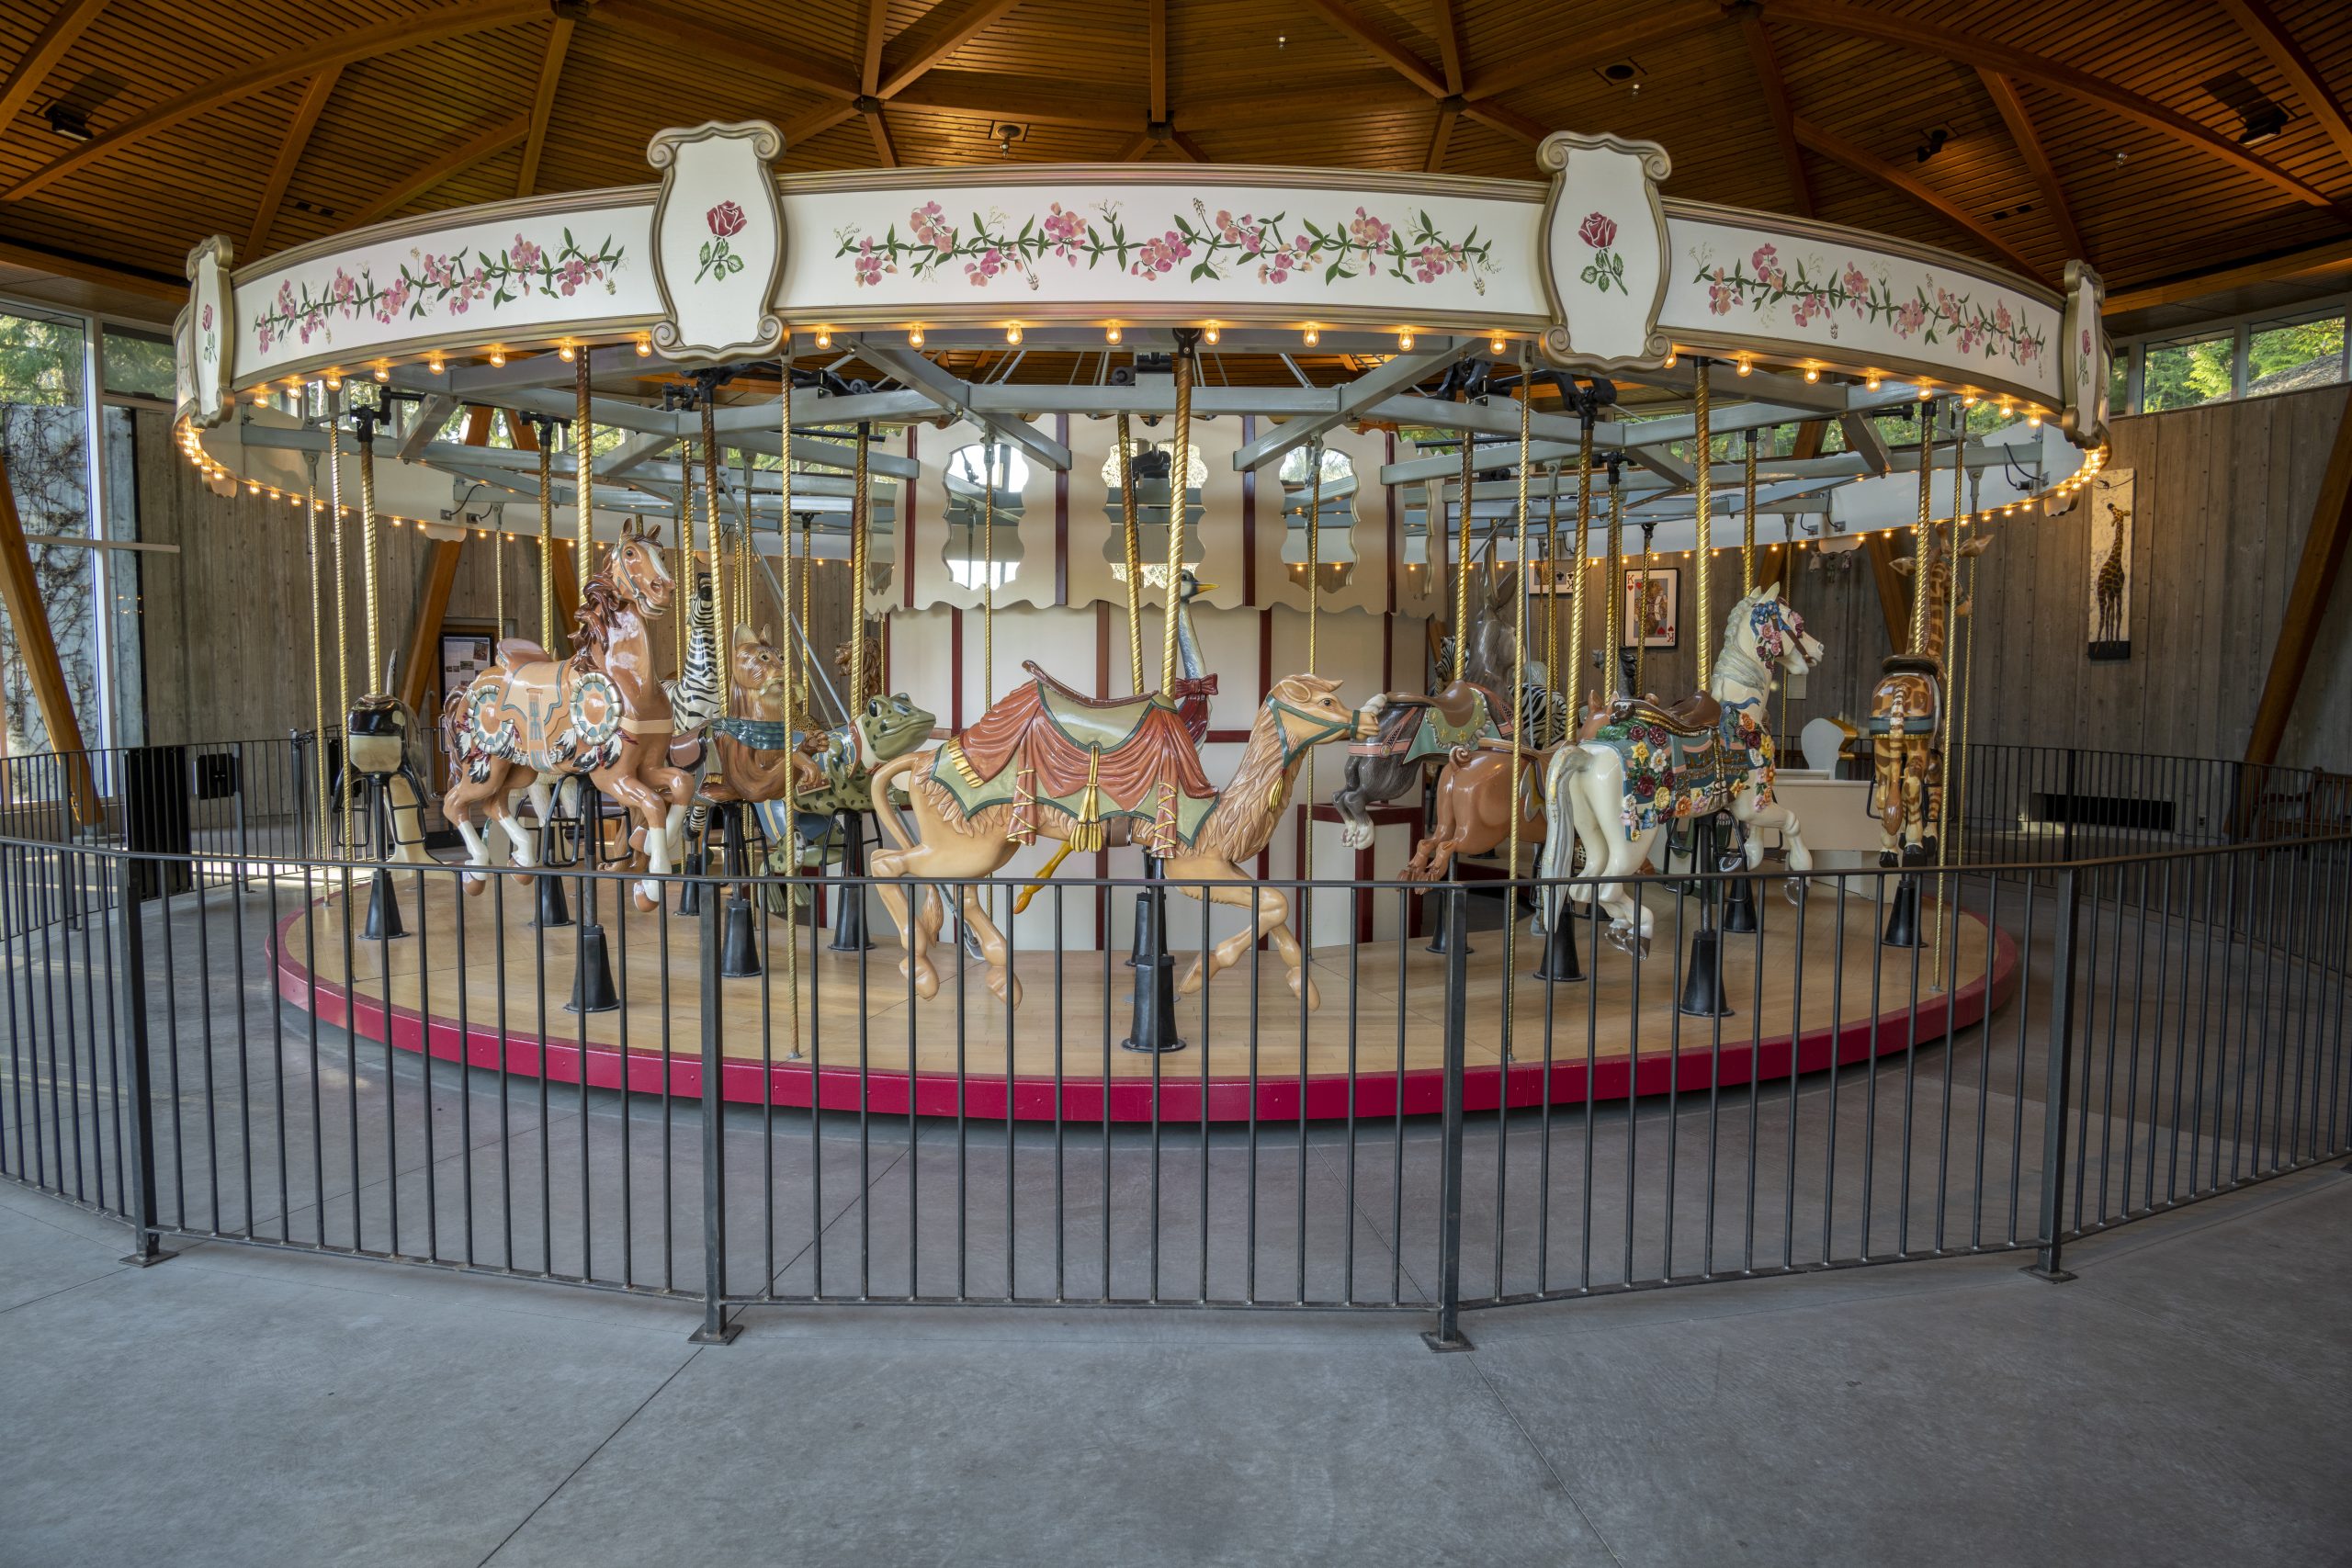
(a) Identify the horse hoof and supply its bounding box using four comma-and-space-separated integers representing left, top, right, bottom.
632, 887, 658, 914
1289, 971, 1320, 1010
1784, 877, 1807, 907
462, 872, 487, 896
989, 974, 1023, 1010
1605, 924, 1638, 955
1176, 962, 1206, 996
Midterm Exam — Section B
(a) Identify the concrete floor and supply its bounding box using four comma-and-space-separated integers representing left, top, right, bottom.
4, 1165, 2348, 1567
5, 873, 2350, 1565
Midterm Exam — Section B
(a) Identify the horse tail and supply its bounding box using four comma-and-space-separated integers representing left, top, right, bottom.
867, 751, 928, 852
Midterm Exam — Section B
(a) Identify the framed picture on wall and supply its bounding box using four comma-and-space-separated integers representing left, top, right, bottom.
1622, 568, 1677, 649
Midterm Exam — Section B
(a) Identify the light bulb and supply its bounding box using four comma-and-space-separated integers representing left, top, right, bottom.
1104, 324, 1122, 344
427, 356, 446, 375
1398, 330, 1416, 352
1804, 367, 1819, 382
2028, 411, 2043, 427
559, 342, 576, 362
1489, 334, 1507, 355
1662, 350, 1679, 368
372, 363, 390, 382
1204, 324, 1221, 345
324, 371, 343, 390
489, 348, 507, 367
634, 336, 651, 357
1303, 325, 1320, 347
252, 389, 270, 405
246, 481, 259, 495
1005, 323, 1023, 344
815, 327, 832, 349
909, 326, 925, 347
1736, 359, 1753, 377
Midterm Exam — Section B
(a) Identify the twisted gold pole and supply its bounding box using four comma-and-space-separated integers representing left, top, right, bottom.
359, 414, 381, 697
493, 514, 505, 639
537, 429, 554, 651
1930, 414, 1965, 986
1693, 359, 1713, 690
851, 421, 872, 711
672, 478, 689, 682
329, 400, 350, 858
1910, 400, 1933, 653
575, 350, 594, 594
1161, 344, 1191, 691
1544, 457, 1560, 705
1634, 521, 1655, 698
981, 440, 996, 707
1117, 412, 1143, 693
702, 398, 728, 719
1602, 461, 1623, 703
1570, 422, 1592, 716
303, 452, 328, 856
1453, 427, 1475, 682
1741, 428, 1758, 597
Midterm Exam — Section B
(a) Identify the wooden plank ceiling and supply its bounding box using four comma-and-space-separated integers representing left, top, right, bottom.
3, 0, 2350, 325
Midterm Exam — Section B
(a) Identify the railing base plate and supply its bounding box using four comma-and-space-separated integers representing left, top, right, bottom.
1420, 1328, 1476, 1353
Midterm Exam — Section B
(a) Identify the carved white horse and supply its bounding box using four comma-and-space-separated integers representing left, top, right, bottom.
1541, 583, 1825, 950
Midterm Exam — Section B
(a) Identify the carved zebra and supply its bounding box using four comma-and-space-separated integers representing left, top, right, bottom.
1432, 633, 1568, 750
663, 573, 727, 849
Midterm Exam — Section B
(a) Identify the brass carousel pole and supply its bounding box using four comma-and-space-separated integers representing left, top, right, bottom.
981, 439, 997, 707
1453, 425, 1475, 682
1302, 439, 1324, 894
831, 419, 876, 953
1161, 341, 1192, 692
1741, 427, 1758, 597
1503, 355, 1532, 1043
328, 393, 352, 860
1634, 521, 1657, 698
1117, 412, 1144, 693
1602, 456, 1624, 703
1928, 409, 1965, 988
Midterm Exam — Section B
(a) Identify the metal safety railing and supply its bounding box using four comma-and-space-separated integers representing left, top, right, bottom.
0, 750, 2345, 1341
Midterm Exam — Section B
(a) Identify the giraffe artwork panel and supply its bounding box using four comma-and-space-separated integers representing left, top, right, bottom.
2074, 467, 2135, 662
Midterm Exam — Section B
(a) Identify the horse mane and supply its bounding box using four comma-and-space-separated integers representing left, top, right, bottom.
570, 575, 628, 666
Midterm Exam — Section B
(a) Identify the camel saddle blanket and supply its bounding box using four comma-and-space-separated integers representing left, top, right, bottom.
1592, 697, 1774, 835
1348, 680, 1508, 764
934, 664, 1217, 852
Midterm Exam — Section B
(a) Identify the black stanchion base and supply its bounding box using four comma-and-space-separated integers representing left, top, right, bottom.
1423, 886, 1473, 955
1533, 901, 1584, 982
674, 849, 704, 917
1882, 875, 1924, 948
1120, 886, 1187, 1054
567, 919, 622, 1013
719, 896, 763, 978
827, 811, 875, 952
1420, 1327, 1476, 1354
532, 870, 573, 929
1678, 926, 1735, 1018
362, 867, 408, 942
1722, 874, 1760, 933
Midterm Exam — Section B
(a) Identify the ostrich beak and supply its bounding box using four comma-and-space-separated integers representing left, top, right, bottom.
1191, 581, 1217, 594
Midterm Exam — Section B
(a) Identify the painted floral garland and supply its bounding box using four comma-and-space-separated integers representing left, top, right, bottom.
1690, 243, 2046, 367
249, 230, 629, 353
837, 197, 1498, 292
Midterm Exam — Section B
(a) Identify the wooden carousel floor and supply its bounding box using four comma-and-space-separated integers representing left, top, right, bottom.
271, 875, 2012, 1122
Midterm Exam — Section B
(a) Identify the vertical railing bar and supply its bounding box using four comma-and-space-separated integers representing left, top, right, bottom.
1895, 862, 1927, 1258
1783, 866, 1809, 1272
1858, 871, 1886, 1263
691, 877, 738, 1343
1663, 879, 1684, 1281
1005, 886, 1017, 1303
2031, 867, 2082, 1279
1345, 876, 1363, 1307
2069, 865, 2104, 1234
1424, 884, 1471, 1352
1393, 888, 1408, 1307
1052, 887, 1066, 1303
416, 866, 439, 1261
1200, 886, 1213, 1304
1580, 876, 1599, 1293
1969, 872, 1997, 1248
112, 855, 170, 1265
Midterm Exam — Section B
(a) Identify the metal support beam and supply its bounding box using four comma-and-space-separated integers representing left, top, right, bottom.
856, 340, 1073, 471
1227, 340, 1478, 470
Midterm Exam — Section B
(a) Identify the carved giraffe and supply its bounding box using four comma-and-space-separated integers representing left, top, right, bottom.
1869, 523, 1991, 864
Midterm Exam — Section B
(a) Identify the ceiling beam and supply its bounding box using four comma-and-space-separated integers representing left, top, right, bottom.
1430, 0, 1465, 96
1740, 12, 1814, 217
1148, 0, 1169, 123
343, 113, 531, 232
786, 103, 861, 145
1170, 128, 1208, 163
0, 0, 109, 136
875, 0, 1026, 101
514, 15, 575, 197
1300, 0, 1447, 98
0, 237, 181, 300
865, 107, 898, 165
2103, 233, 2352, 313
243, 66, 340, 259
1464, 99, 1544, 147
1424, 101, 1458, 173
862, 0, 890, 95
1461, 4, 1721, 102
1767, 0, 2352, 223
1792, 118, 2051, 282
1977, 69, 2086, 262
2214, 0, 2352, 172
1118, 130, 1155, 162
1, 1, 545, 204
596, 0, 857, 97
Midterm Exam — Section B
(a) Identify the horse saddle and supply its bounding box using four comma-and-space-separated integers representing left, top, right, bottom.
497, 637, 555, 670
936, 661, 1217, 852
1611, 691, 1720, 738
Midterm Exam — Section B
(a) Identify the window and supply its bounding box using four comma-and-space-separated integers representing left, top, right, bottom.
2245, 311, 2345, 399
100, 326, 175, 401
2139, 332, 2233, 412
0, 308, 100, 763
2108, 354, 2129, 418
943, 441, 1028, 589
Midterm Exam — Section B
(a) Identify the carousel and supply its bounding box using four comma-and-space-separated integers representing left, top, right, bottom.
173, 122, 2108, 1121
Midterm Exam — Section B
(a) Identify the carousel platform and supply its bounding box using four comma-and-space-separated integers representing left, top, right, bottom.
270, 874, 2015, 1123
